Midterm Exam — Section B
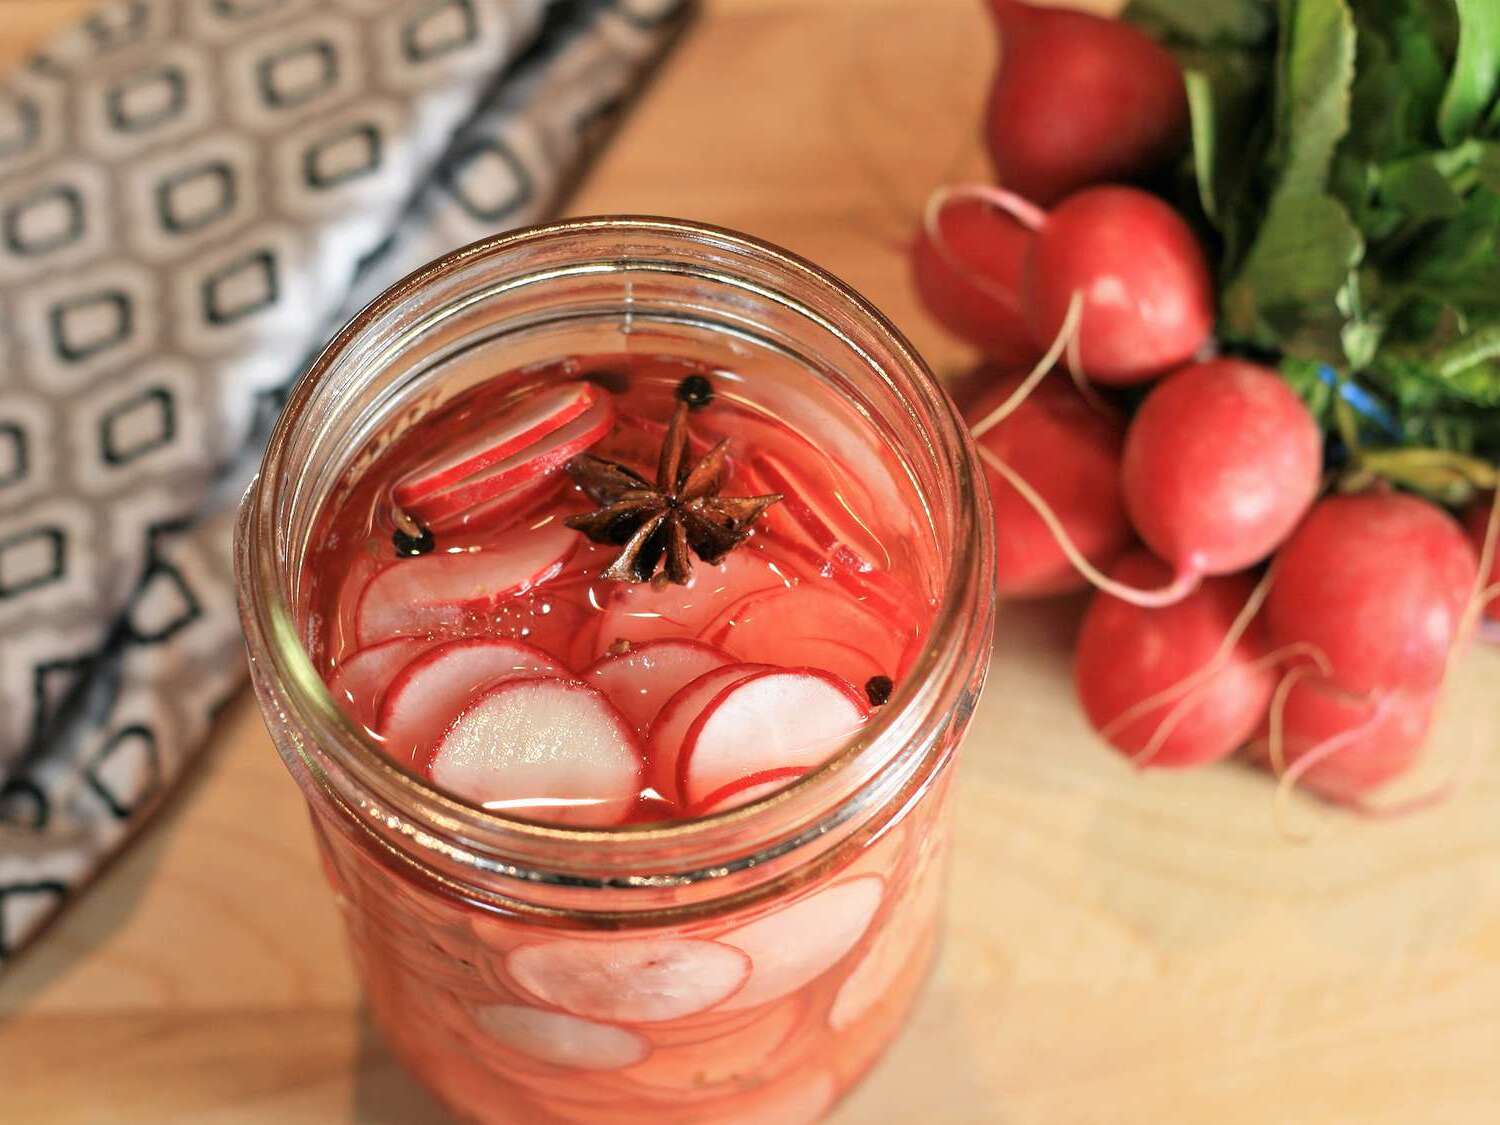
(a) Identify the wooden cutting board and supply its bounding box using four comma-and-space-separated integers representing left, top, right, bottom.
3, 2, 1499, 1123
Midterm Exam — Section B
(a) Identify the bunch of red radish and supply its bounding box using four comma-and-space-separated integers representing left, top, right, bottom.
914, 0, 1500, 808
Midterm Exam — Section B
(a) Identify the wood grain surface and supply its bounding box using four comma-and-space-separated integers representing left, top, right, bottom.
3, 2, 1499, 1123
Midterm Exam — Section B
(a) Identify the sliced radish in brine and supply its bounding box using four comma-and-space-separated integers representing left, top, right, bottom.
471, 1004, 650, 1070
704, 584, 904, 686
591, 550, 793, 658
377, 637, 565, 763
583, 639, 734, 734
623, 998, 801, 1093
828, 868, 942, 1031
328, 636, 429, 726
716, 876, 884, 1011
404, 393, 616, 526
677, 668, 869, 809
395, 382, 599, 508
645, 663, 771, 804
355, 520, 576, 646
687, 766, 812, 817
428, 470, 565, 536
748, 450, 881, 574
430, 676, 642, 826
507, 937, 751, 1024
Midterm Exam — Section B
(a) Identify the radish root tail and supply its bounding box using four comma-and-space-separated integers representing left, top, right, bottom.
969, 290, 1084, 439
1272, 694, 1389, 842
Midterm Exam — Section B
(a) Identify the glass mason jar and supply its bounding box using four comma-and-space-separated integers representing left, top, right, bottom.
235, 217, 995, 1124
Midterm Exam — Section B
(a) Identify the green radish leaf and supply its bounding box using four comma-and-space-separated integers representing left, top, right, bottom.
1127, 0, 1274, 47
1270, 0, 1357, 195
1401, 189, 1500, 311
1181, 52, 1267, 224
1438, 0, 1500, 144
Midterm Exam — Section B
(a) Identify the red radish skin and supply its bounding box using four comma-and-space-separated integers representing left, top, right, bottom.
377, 637, 566, 764
1023, 186, 1214, 384
1463, 494, 1500, 623
506, 937, 752, 1024
1250, 678, 1437, 803
687, 767, 813, 817
583, 639, 733, 734
1266, 493, 1479, 695
1075, 553, 1277, 767
983, 0, 1188, 205
911, 191, 1038, 363
429, 676, 643, 827
355, 521, 576, 646
966, 368, 1132, 597
1122, 359, 1323, 578
328, 637, 429, 726
394, 382, 599, 508
403, 393, 615, 526
675, 668, 869, 809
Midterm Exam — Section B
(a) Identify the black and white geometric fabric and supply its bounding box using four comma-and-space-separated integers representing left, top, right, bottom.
0, 0, 692, 965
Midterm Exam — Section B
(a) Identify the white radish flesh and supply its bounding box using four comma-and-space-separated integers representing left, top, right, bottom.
430, 677, 642, 827
471, 1004, 650, 1070
507, 937, 751, 1024
677, 668, 869, 808
716, 876, 884, 1011
583, 639, 734, 734
377, 637, 565, 764
355, 520, 576, 646
645, 664, 771, 805
328, 637, 428, 726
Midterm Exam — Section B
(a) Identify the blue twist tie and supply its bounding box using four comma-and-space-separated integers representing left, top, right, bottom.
1317, 364, 1401, 439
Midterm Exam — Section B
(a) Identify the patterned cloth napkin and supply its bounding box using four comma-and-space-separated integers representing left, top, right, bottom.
0, 0, 692, 966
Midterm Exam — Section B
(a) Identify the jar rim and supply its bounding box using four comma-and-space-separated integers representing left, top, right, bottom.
236, 215, 994, 887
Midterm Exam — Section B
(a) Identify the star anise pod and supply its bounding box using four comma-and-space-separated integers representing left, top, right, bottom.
564, 401, 783, 585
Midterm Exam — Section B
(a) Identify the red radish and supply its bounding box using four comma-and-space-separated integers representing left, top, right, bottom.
328, 636, 428, 726
394, 382, 599, 509
1463, 493, 1500, 624
1250, 677, 1437, 803
355, 520, 575, 645
966, 368, 1131, 596
974, 184, 1212, 385
471, 1004, 650, 1070
428, 471, 564, 536
745, 449, 880, 575
983, 0, 1188, 205
674, 668, 869, 809
1075, 553, 1276, 767
583, 639, 733, 734
429, 676, 642, 827
646, 664, 772, 802
591, 549, 791, 657
688, 767, 812, 817
507, 937, 751, 1024
703, 584, 906, 686
403, 393, 615, 525
716, 876, 884, 1011
1122, 358, 1323, 579
911, 189, 1038, 363
377, 637, 565, 763
1266, 492, 1479, 695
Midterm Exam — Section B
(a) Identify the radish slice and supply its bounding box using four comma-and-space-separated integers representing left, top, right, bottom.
703, 584, 904, 686
591, 550, 793, 657
623, 999, 801, 1093
507, 937, 751, 1024
471, 1004, 650, 1070
676, 668, 869, 808
748, 449, 881, 574
405, 394, 615, 525
328, 637, 428, 726
430, 676, 642, 827
645, 664, 771, 804
355, 520, 576, 645
583, 639, 734, 734
395, 382, 599, 508
377, 637, 565, 763
688, 766, 811, 817
429, 471, 565, 536
828, 870, 942, 1031
717, 876, 883, 1011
